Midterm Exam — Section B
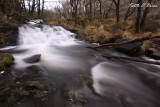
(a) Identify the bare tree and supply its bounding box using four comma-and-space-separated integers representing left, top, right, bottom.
31, 0, 36, 15
42, 0, 45, 13
135, 0, 142, 33
90, 0, 93, 19
113, 0, 120, 24
140, 0, 152, 27
124, 0, 136, 22
38, 0, 41, 16
98, 0, 102, 17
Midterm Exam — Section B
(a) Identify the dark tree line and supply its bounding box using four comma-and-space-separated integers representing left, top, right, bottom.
54, 0, 160, 33
0, 0, 45, 17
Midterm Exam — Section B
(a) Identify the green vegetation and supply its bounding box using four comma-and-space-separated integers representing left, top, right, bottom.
0, 53, 14, 70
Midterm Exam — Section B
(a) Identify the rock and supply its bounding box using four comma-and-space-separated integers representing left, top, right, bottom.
146, 48, 160, 60
25, 81, 44, 89
23, 54, 41, 63
115, 38, 143, 56
0, 23, 18, 46
7, 30, 19, 46
76, 94, 87, 104
0, 23, 18, 33
0, 53, 14, 70
26, 65, 43, 73
14, 72, 30, 82
19, 90, 30, 96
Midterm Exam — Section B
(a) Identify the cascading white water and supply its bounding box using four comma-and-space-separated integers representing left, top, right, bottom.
10, 23, 84, 70
18, 25, 77, 46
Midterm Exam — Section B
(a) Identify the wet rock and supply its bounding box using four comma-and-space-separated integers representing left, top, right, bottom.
19, 90, 30, 96
25, 80, 44, 89
0, 23, 18, 33
76, 94, 87, 104
26, 65, 43, 73
64, 90, 87, 105
16, 78, 57, 100
22, 78, 57, 97
14, 72, 30, 82
0, 53, 14, 70
23, 54, 41, 63
7, 30, 19, 46
115, 38, 142, 56
0, 23, 18, 46
146, 48, 160, 60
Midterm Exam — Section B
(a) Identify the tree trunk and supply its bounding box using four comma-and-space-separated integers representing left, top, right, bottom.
116, 0, 120, 24
135, 0, 142, 33
28, 0, 31, 14
140, 0, 152, 28
90, 0, 92, 19
42, 0, 44, 13
113, 0, 120, 24
31, 0, 36, 15
124, 0, 135, 23
0, 0, 6, 14
98, 0, 102, 18
38, 0, 41, 16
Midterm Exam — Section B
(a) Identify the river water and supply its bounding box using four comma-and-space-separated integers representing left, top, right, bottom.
0, 21, 160, 107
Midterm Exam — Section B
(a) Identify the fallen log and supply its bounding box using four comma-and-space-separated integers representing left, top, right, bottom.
92, 34, 160, 48
103, 55, 160, 65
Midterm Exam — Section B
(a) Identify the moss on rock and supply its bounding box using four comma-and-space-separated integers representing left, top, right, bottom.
0, 53, 14, 70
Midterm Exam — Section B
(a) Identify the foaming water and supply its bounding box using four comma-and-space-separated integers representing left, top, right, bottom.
9, 24, 85, 71
91, 62, 160, 106
18, 25, 77, 46
27, 19, 44, 24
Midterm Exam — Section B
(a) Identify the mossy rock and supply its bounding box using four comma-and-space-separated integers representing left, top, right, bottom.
3, 56, 14, 67
0, 53, 14, 70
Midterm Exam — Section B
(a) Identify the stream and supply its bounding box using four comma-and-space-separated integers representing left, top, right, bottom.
0, 20, 160, 107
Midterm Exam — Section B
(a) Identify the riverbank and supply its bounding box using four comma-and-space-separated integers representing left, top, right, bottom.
45, 18, 160, 58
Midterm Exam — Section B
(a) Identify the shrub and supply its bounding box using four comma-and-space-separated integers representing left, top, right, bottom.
141, 41, 152, 52
141, 20, 160, 33
103, 24, 108, 31
93, 21, 101, 28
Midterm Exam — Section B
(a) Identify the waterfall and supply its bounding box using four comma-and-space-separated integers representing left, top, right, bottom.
18, 25, 77, 46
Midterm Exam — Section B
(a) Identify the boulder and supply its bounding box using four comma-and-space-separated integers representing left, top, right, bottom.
23, 54, 41, 63
0, 23, 18, 33
146, 48, 160, 60
115, 38, 143, 56
26, 65, 43, 73
0, 23, 19, 46
0, 53, 14, 70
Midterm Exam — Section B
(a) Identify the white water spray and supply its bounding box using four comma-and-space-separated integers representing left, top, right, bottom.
18, 25, 77, 46
9, 22, 83, 70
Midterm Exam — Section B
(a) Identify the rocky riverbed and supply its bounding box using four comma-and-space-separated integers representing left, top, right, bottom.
0, 22, 160, 107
